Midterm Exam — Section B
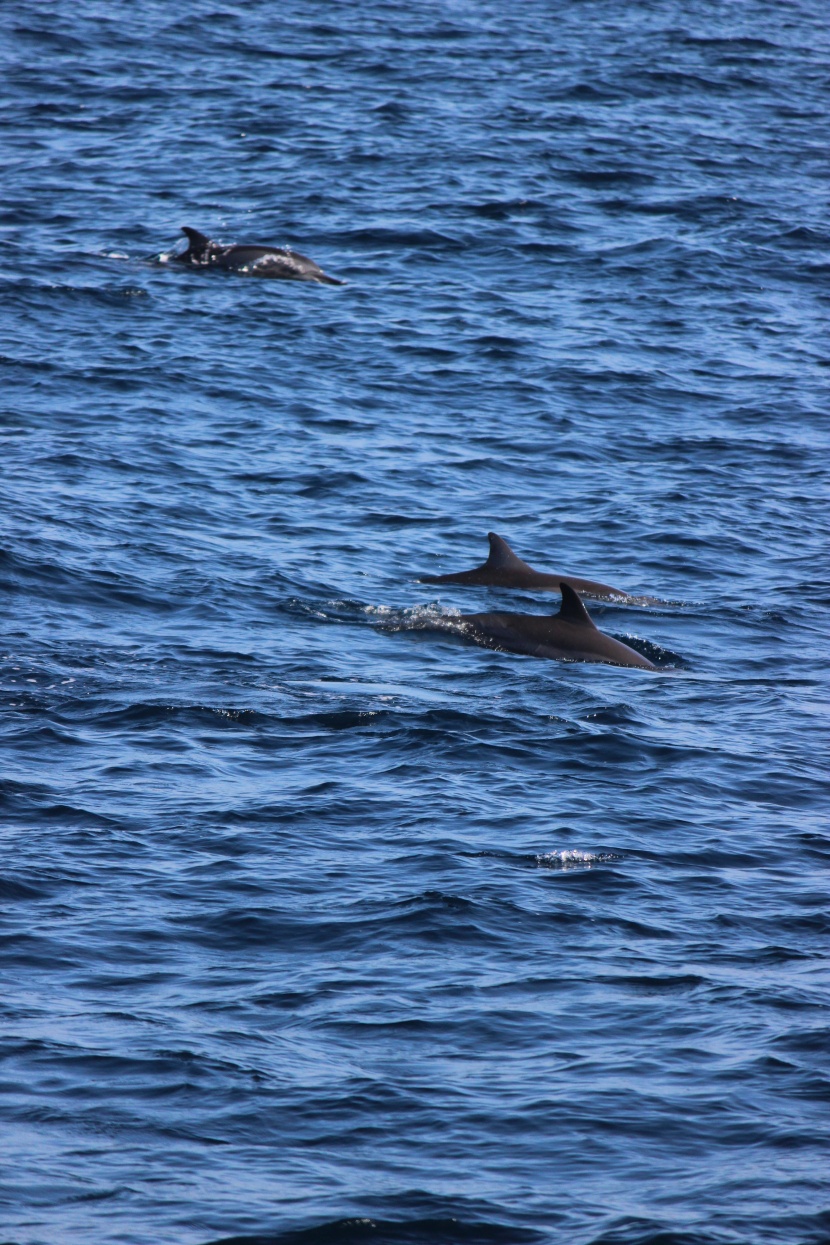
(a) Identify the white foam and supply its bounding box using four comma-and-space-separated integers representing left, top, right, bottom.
363, 603, 461, 621
535, 849, 618, 869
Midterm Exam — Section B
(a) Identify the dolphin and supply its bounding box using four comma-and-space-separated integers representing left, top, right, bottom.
171, 227, 345, 284
420, 532, 630, 600
456, 582, 658, 669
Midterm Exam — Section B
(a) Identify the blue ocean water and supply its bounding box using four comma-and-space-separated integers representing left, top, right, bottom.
1, 2, 828, 1243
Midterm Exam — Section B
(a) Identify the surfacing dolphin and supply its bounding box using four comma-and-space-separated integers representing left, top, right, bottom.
420, 532, 630, 600
457, 582, 658, 669
171, 227, 345, 284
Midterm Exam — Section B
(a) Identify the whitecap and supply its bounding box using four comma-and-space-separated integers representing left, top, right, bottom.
535, 849, 620, 869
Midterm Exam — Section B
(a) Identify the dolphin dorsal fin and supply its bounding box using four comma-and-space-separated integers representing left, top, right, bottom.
485, 532, 533, 572
556, 582, 597, 628
181, 226, 211, 255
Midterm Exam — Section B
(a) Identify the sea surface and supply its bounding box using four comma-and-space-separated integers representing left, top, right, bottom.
0, 2, 828, 1244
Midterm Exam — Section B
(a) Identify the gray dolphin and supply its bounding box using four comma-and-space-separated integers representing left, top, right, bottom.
172, 227, 344, 284
457, 582, 657, 669
420, 532, 629, 600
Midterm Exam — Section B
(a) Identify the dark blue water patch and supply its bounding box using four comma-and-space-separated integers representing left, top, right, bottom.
205, 1215, 544, 1245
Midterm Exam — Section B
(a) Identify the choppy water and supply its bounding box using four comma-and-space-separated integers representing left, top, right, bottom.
1, 3, 829, 1244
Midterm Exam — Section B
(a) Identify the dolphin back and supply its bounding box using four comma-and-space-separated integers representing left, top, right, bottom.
458, 582, 657, 669
173, 227, 344, 283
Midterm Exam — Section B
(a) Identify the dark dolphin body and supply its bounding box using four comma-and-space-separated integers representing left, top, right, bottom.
457, 582, 657, 669
171, 227, 344, 284
420, 532, 629, 600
